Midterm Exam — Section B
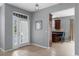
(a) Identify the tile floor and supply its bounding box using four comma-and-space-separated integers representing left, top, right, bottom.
0, 41, 75, 56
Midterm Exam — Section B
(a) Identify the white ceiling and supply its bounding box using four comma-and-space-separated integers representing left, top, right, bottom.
9, 3, 57, 12
52, 8, 75, 18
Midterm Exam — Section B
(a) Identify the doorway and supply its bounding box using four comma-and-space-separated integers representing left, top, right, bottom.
48, 8, 75, 47
12, 12, 30, 49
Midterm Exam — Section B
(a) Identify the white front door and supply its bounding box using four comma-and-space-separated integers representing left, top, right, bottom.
13, 15, 30, 49
19, 19, 29, 47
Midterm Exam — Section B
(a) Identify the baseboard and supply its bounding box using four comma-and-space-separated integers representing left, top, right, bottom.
0, 48, 1, 50
20, 42, 31, 47
75, 54, 79, 56
0, 48, 5, 52
4, 49, 14, 52
31, 43, 50, 49
0, 48, 14, 52
0, 43, 49, 52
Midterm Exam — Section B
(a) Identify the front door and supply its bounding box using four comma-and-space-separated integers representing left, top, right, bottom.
13, 13, 30, 49
19, 18, 29, 47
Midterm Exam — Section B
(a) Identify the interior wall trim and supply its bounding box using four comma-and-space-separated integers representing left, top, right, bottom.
31, 43, 50, 49
0, 42, 49, 52
0, 48, 14, 52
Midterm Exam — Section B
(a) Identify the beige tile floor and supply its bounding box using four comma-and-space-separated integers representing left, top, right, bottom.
0, 41, 75, 56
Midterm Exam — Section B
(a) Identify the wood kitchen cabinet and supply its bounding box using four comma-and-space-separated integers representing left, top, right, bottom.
55, 20, 61, 30
52, 31, 65, 42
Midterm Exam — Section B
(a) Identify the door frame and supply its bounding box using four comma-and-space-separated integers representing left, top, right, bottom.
12, 11, 30, 49
48, 14, 75, 48
48, 14, 52, 47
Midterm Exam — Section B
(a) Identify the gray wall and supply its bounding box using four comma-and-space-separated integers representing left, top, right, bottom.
1, 3, 79, 55
4, 4, 32, 50
75, 4, 79, 55
0, 5, 5, 50
32, 3, 75, 47
0, 7, 1, 48
61, 16, 75, 40
2, 3, 79, 55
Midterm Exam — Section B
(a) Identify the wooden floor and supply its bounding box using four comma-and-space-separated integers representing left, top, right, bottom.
0, 41, 75, 56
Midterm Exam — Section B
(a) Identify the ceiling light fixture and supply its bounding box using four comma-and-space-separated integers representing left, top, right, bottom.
35, 4, 39, 11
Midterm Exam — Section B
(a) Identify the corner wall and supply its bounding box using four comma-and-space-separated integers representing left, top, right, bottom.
32, 3, 75, 47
